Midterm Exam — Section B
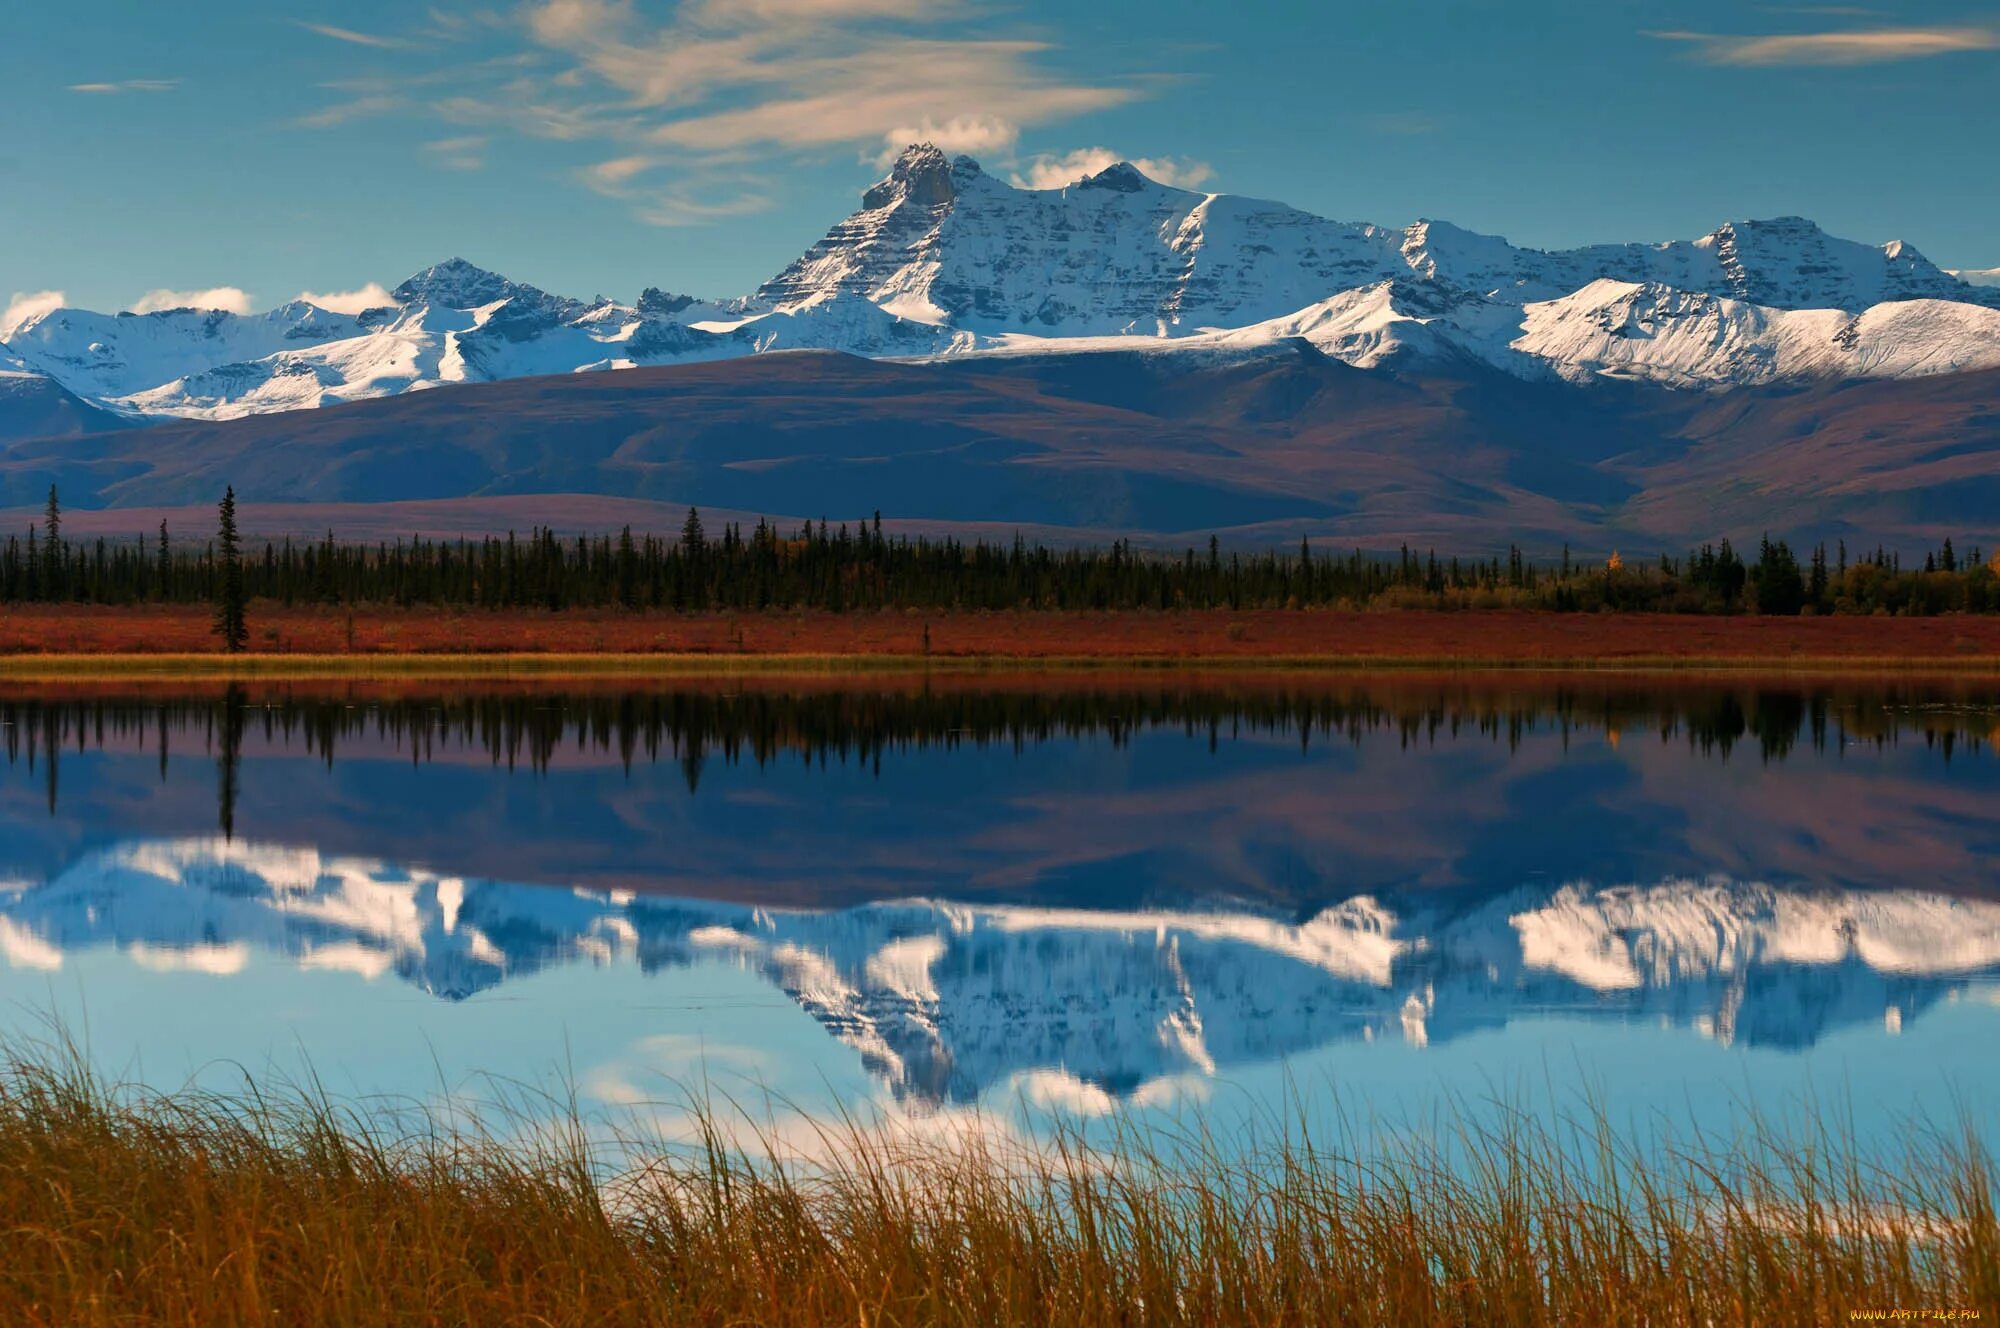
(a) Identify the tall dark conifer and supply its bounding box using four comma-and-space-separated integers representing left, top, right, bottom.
214, 487, 248, 652
42, 485, 60, 600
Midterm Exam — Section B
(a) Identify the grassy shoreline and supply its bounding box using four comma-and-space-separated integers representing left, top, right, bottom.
7, 649, 2000, 681
13, 605, 2000, 674
1, 1050, 1993, 1326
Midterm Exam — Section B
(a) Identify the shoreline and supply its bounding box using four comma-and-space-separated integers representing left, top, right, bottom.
9, 606, 2000, 677
8, 650, 2000, 681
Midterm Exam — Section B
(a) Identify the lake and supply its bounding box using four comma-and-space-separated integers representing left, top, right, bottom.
2, 675, 1997, 1161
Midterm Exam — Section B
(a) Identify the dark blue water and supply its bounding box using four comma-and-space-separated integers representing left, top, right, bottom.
1, 678, 1995, 1155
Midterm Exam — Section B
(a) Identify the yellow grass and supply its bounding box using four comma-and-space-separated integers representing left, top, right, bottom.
0, 1045, 1992, 1326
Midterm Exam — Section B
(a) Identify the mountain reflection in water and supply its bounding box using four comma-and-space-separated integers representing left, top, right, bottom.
4, 838, 1997, 1107
1, 678, 1997, 1128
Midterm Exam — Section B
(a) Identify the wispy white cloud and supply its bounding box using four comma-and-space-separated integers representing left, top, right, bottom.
127, 287, 256, 315
1, 291, 67, 338
424, 134, 489, 170
689, 0, 951, 22
635, 39, 1133, 153
319, 53, 544, 95
873, 113, 1018, 166
421, 7, 514, 41
634, 190, 776, 226
294, 20, 413, 50
278, 0, 1159, 228
294, 94, 405, 128
582, 154, 660, 190
1009, 147, 1213, 191
528, 0, 630, 46
295, 54, 543, 131
577, 154, 772, 227
292, 282, 397, 314
507, 0, 1145, 220
67, 79, 178, 94
434, 86, 638, 141
1650, 24, 1999, 65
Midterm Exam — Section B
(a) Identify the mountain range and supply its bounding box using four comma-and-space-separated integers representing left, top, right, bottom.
6, 838, 1996, 1105
7, 143, 1998, 424
4, 144, 1999, 548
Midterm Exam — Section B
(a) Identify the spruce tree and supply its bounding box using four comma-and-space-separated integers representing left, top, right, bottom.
616, 525, 639, 610
214, 487, 248, 652
42, 485, 60, 601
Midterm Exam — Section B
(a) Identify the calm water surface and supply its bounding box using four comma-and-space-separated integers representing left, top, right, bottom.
2, 677, 1996, 1157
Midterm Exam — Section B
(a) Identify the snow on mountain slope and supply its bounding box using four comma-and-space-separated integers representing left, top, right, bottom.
5, 840, 1996, 1101
1512, 280, 2000, 387
3, 301, 377, 402
114, 310, 449, 418
1548, 218, 1988, 312
758, 146, 1416, 337
724, 292, 986, 357
446, 296, 732, 381
9, 145, 2000, 427
107, 268, 745, 421
393, 257, 574, 316
1396, 216, 1992, 311
1208, 279, 1530, 371
762, 147, 1998, 330
1952, 267, 2000, 289
1021, 275, 2000, 388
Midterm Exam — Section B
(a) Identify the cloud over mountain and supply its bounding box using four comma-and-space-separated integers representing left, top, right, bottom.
1009, 148, 1213, 191
1, 292, 66, 339
126, 287, 255, 315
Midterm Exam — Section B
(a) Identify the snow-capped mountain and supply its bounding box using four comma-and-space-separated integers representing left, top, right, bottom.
5, 143, 1998, 424
764, 147, 1992, 329
1511, 282, 2000, 387
5, 839, 1996, 1105
2, 301, 378, 404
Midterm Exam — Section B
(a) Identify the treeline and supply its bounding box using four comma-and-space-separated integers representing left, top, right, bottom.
5, 682, 1984, 831
2, 490, 1997, 616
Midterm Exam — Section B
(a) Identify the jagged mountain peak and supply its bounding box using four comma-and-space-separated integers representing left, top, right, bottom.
1675, 216, 1974, 310
1075, 161, 1152, 193
889, 140, 949, 169
861, 142, 959, 211
1707, 214, 1821, 238
390, 257, 534, 310
636, 287, 698, 317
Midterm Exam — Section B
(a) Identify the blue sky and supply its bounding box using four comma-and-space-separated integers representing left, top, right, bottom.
4, 0, 1997, 317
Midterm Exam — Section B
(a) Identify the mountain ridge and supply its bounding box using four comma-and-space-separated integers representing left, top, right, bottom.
5, 143, 1998, 430
9, 348, 2000, 552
